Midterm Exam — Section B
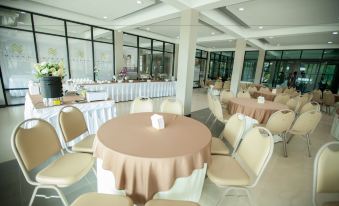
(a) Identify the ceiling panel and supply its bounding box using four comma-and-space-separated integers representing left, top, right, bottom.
199, 40, 235, 49
265, 32, 339, 46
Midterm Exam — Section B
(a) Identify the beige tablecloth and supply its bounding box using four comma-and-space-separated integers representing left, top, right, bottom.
93, 112, 211, 204
228, 98, 288, 124
252, 91, 276, 101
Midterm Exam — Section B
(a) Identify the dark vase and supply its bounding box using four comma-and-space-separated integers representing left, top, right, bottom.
40, 76, 63, 98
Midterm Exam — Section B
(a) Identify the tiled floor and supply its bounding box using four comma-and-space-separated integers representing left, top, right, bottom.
0, 88, 337, 206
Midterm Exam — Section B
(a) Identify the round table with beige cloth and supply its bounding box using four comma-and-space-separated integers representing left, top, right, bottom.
252, 91, 277, 101
228, 98, 288, 124
93, 112, 211, 204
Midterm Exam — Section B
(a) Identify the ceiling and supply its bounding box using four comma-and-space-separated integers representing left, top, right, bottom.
1, 0, 339, 50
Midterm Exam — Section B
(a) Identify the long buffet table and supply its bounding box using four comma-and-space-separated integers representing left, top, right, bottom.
82, 80, 176, 102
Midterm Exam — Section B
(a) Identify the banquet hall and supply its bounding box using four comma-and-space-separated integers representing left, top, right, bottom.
0, 0, 338, 206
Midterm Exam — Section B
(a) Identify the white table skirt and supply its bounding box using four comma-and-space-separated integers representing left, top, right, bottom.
83, 81, 176, 102
24, 94, 117, 147
331, 113, 339, 140
96, 159, 206, 202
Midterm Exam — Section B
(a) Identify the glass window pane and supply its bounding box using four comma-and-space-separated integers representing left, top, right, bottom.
241, 60, 257, 82
0, 78, 5, 105
301, 50, 323, 59
282, 50, 301, 59
139, 48, 152, 75
68, 39, 93, 79
123, 46, 138, 79
165, 43, 174, 53
93, 28, 112, 43
245, 51, 259, 60
36, 34, 69, 79
323, 49, 339, 59
139, 37, 151, 49
94, 42, 113, 81
164, 53, 173, 78
265, 51, 282, 60
202, 51, 208, 58
67, 22, 91, 39
0, 8, 32, 30
153, 40, 163, 51
195, 49, 201, 58
152, 50, 164, 79
123, 33, 137, 47
33, 15, 65, 35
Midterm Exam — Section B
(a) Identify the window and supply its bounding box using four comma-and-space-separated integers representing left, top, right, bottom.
323, 49, 339, 59
68, 38, 93, 79
123, 33, 137, 47
0, 8, 32, 31
139, 37, 151, 49
282, 50, 301, 59
94, 42, 113, 81
301, 50, 323, 59
67, 22, 91, 39
34, 15, 65, 35
139, 48, 152, 75
93, 28, 113, 43
265, 51, 282, 60
123, 46, 138, 79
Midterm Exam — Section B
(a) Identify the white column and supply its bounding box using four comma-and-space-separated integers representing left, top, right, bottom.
114, 31, 124, 75
254, 49, 265, 84
173, 44, 179, 78
230, 39, 246, 95
176, 9, 199, 115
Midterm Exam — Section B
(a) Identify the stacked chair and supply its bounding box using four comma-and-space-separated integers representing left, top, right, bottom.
130, 97, 154, 113
323, 90, 335, 114
274, 93, 290, 104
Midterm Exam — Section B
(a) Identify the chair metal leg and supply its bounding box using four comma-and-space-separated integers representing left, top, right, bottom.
205, 112, 213, 124
29, 185, 69, 206
282, 133, 288, 158
287, 133, 293, 144
29, 186, 39, 206
306, 133, 311, 158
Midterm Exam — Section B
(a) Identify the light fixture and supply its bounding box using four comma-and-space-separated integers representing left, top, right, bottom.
103, 16, 108, 19
238, 8, 244, 11
328, 41, 333, 44
269, 36, 274, 39
137, 0, 142, 4
211, 32, 215, 35
146, 27, 150, 31
258, 26, 263, 29
333, 31, 338, 35
20, 11, 25, 14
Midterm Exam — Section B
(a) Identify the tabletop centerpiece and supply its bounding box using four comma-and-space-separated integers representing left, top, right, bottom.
118, 67, 128, 82
34, 61, 64, 105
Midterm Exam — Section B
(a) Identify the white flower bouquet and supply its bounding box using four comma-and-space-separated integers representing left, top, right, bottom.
34, 61, 65, 78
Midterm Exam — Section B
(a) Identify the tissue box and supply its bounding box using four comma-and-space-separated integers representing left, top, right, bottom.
257, 96, 265, 104
151, 114, 165, 130
86, 91, 108, 102
272, 89, 277, 94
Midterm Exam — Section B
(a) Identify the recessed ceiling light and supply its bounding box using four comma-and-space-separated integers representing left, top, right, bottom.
211, 32, 215, 35
258, 26, 264, 29
269, 36, 274, 39
328, 41, 333, 44
20, 11, 25, 14
146, 27, 150, 31
137, 0, 142, 4
238, 8, 244, 11
333, 31, 338, 35
103, 16, 108, 19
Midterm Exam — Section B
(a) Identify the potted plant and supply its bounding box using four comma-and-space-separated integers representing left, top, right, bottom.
34, 61, 65, 98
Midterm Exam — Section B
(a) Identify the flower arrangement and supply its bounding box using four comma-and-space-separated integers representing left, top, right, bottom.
94, 67, 100, 80
118, 67, 128, 79
34, 61, 64, 78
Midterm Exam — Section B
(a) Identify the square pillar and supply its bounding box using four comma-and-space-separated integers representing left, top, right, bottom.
114, 31, 124, 75
254, 49, 265, 84
230, 39, 246, 95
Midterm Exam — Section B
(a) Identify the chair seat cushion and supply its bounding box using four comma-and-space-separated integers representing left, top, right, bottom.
72, 134, 95, 153
71, 193, 133, 206
323, 202, 339, 206
145, 199, 199, 206
288, 129, 306, 136
211, 137, 230, 155
36, 153, 94, 187
207, 155, 250, 186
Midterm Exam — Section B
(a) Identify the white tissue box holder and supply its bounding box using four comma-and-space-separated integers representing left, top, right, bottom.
257, 96, 265, 104
86, 91, 108, 102
272, 89, 277, 94
151, 114, 165, 130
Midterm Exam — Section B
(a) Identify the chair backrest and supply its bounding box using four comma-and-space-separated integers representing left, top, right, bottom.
160, 98, 183, 115
323, 91, 335, 106
286, 97, 300, 112
236, 127, 274, 187
222, 113, 246, 153
308, 93, 314, 102
247, 86, 257, 95
59, 106, 88, 143
300, 102, 320, 114
266, 109, 295, 134
11, 118, 61, 172
312, 90, 322, 103
260, 87, 270, 92
276, 87, 283, 94
207, 93, 215, 115
237, 91, 251, 98
274, 93, 290, 104
214, 81, 223, 89
299, 94, 310, 110
220, 90, 234, 104
212, 97, 224, 122
313, 142, 339, 206
130, 97, 153, 113
223, 81, 231, 90
290, 110, 322, 135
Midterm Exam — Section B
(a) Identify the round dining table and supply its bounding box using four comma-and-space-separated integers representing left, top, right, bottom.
93, 112, 211, 204
228, 97, 288, 124
252, 90, 277, 101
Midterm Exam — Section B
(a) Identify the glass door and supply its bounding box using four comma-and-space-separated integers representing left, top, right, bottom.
317, 62, 339, 93
296, 62, 320, 92
0, 76, 6, 107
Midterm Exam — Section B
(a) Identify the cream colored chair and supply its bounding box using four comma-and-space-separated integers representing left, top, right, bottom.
323, 90, 335, 114
265, 109, 295, 157
210, 97, 231, 129
300, 102, 320, 114
145, 199, 199, 206
130, 97, 153, 113
211, 113, 246, 156
223, 81, 231, 90
237, 91, 251, 98
247, 86, 257, 96
276, 87, 284, 94
207, 127, 274, 206
260, 87, 270, 92
220, 90, 234, 105
71, 193, 133, 206
206, 93, 216, 124
11, 118, 94, 206
59, 106, 95, 153
312, 142, 339, 206
274, 93, 290, 104
286, 97, 300, 112
312, 89, 323, 104
160, 98, 184, 115
287, 110, 322, 157
298, 94, 310, 112
214, 80, 223, 90
308, 93, 314, 102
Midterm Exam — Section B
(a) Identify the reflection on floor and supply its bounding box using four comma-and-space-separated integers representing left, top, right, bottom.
0, 88, 336, 206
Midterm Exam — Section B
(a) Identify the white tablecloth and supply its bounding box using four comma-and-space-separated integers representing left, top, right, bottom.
24, 94, 117, 147
83, 81, 176, 102
331, 113, 339, 140
96, 159, 206, 202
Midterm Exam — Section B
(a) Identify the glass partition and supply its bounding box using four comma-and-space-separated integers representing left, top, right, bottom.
68, 38, 93, 79
67, 22, 91, 39
123, 46, 138, 79
0, 7, 32, 31
34, 15, 65, 35
94, 42, 114, 81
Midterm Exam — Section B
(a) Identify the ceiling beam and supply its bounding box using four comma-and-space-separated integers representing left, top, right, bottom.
197, 34, 235, 42
193, 0, 252, 11
160, 0, 190, 10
